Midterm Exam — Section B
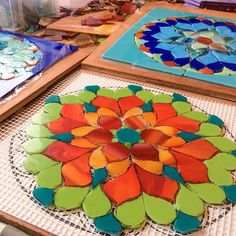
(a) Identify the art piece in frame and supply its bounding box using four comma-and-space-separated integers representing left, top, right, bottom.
23, 85, 236, 235
103, 7, 236, 89
0, 30, 77, 98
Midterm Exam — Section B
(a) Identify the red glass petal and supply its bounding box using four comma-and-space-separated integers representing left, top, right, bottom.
46, 117, 86, 134
158, 116, 200, 133
135, 165, 179, 202
172, 151, 209, 183
85, 128, 113, 145
124, 115, 147, 130
43, 141, 92, 163
103, 142, 129, 163
141, 129, 170, 145
131, 143, 158, 161
99, 116, 122, 130
62, 153, 92, 186
118, 95, 144, 115
92, 96, 121, 115
102, 165, 141, 205
172, 139, 219, 160
61, 104, 88, 124
153, 104, 177, 123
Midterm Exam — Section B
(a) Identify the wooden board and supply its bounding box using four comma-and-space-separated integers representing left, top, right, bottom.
47, 11, 122, 36
0, 46, 96, 123
82, 2, 236, 102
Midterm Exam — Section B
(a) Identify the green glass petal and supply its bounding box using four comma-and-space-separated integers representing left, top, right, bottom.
78, 91, 96, 103
97, 88, 116, 99
55, 186, 89, 210
83, 185, 111, 218
24, 154, 59, 174
32, 112, 60, 125
176, 185, 204, 217
23, 138, 55, 154
188, 183, 226, 204
196, 123, 221, 137
204, 137, 236, 152
205, 153, 236, 170
115, 196, 145, 228
44, 103, 62, 115
115, 88, 133, 99
26, 125, 53, 138
172, 101, 191, 115
205, 163, 233, 186
152, 94, 172, 103
136, 90, 154, 103
37, 163, 62, 189
181, 111, 208, 122
60, 95, 83, 104
143, 193, 176, 224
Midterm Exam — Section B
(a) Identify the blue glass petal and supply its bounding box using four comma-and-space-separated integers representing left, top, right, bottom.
45, 95, 60, 104
85, 85, 100, 94
128, 84, 143, 94
177, 132, 201, 142
92, 168, 108, 189
173, 93, 187, 102
50, 133, 75, 143
163, 165, 184, 184
208, 115, 224, 127
84, 103, 97, 112
33, 187, 54, 207
222, 185, 236, 203
141, 102, 153, 112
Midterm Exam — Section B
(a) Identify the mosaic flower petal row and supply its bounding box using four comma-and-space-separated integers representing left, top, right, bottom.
0, 33, 41, 80
23, 85, 236, 235
135, 17, 236, 75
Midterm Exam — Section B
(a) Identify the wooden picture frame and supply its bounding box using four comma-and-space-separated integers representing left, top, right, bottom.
82, 2, 236, 102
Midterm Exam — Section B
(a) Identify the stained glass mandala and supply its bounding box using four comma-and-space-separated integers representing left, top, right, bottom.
23, 85, 236, 235
135, 17, 236, 75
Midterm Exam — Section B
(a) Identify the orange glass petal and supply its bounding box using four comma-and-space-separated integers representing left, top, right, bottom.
133, 159, 163, 174
153, 103, 177, 123
71, 126, 97, 136
71, 137, 98, 148
158, 148, 176, 165
131, 143, 158, 161
97, 108, 118, 118
155, 126, 179, 136
124, 115, 147, 130
141, 129, 170, 145
107, 158, 130, 177
124, 107, 143, 118
142, 112, 156, 128
85, 128, 113, 145
160, 137, 185, 148
89, 148, 107, 169
85, 112, 99, 126
99, 116, 122, 130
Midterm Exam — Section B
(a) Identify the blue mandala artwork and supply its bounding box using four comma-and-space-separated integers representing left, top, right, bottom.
134, 17, 236, 75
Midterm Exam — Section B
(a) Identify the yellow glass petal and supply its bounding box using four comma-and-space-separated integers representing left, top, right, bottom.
71, 126, 97, 136
85, 112, 99, 125
158, 148, 176, 165
71, 137, 98, 148
89, 148, 107, 169
124, 107, 143, 119
107, 158, 130, 177
97, 108, 118, 118
160, 137, 185, 148
142, 112, 156, 128
155, 126, 179, 136
133, 159, 163, 174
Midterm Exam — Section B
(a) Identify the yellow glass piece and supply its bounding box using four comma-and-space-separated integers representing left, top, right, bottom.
107, 158, 130, 177
142, 112, 156, 127
155, 126, 179, 136
124, 107, 143, 119
160, 137, 185, 148
89, 148, 107, 169
95, 24, 120, 35
97, 108, 118, 118
71, 126, 97, 136
85, 112, 99, 125
133, 159, 163, 174
71, 137, 98, 148
158, 148, 176, 165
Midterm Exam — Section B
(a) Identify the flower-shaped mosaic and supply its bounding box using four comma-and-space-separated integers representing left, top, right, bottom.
0, 33, 41, 80
23, 85, 236, 235
135, 17, 236, 75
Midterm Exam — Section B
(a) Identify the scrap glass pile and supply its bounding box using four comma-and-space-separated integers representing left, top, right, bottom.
135, 17, 236, 75
0, 32, 41, 80
24, 85, 236, 235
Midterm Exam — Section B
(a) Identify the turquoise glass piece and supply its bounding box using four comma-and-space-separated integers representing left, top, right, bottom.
177, 132, 201, 142
231, 150, 236, 156
173, 211, 201, 234
92, 168, 108, 189
163, 165, 184, 184
208, 115, 224, 127
173, 93, 187, 102
84, 103, 97, 112
45, 96, 60, 104
94, 213, 123, 235
50, 133, 75, 143
128, 85, 143, 94
222, 185, 236, 202
33, 187, 54, 206
115, 128, 141, 144
141, 102, 153, 112
85, 85, 100, 94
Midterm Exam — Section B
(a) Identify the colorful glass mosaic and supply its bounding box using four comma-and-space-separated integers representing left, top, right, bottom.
135, 17, 236, 75
23, 85, 236, 235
